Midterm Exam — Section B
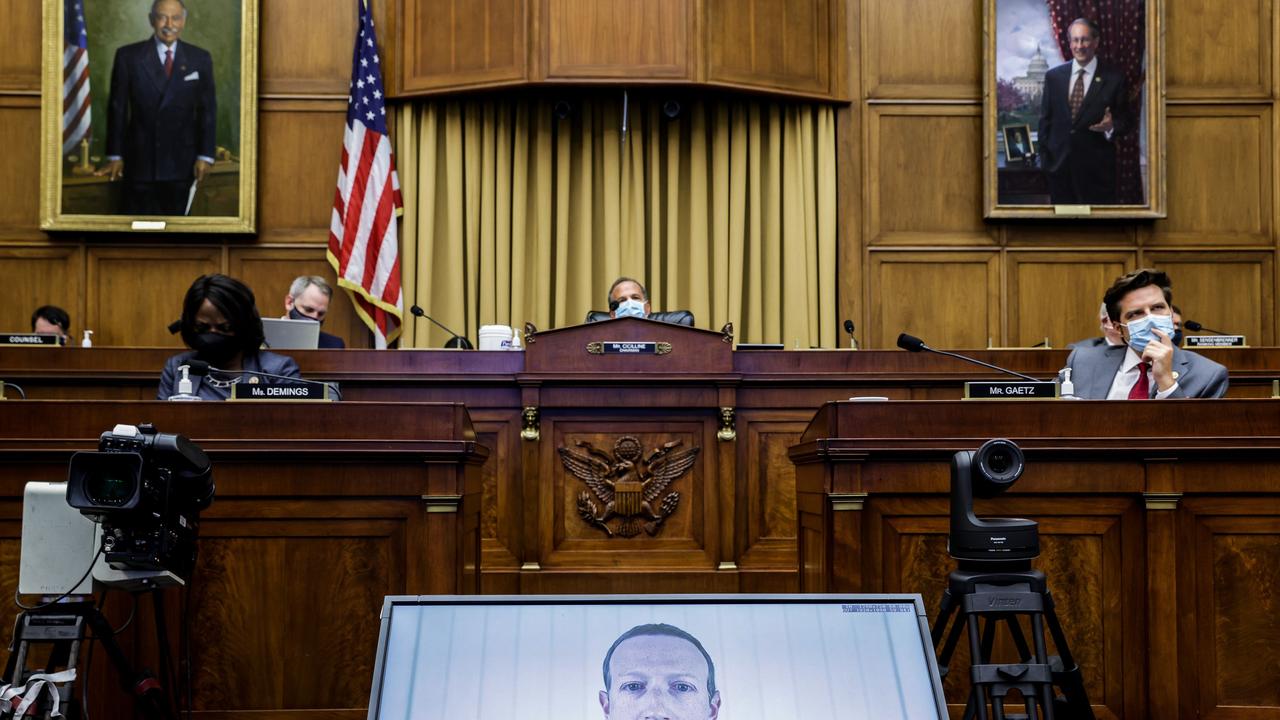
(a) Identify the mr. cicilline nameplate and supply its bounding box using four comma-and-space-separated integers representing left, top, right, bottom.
586, 341, 672, 355
1, 333, 60, 346
964, 381, 1059, 400
231, 382, 335, 401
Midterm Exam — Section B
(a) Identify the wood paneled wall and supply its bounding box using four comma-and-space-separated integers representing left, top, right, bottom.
845, 0, 1280, 349
1, 0, 1277, 351
0, 0, 387, 349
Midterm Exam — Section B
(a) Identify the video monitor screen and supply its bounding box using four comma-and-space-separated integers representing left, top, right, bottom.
368, 594, 947, 720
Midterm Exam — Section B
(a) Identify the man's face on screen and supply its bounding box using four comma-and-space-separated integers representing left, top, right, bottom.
600, 634, 720, 720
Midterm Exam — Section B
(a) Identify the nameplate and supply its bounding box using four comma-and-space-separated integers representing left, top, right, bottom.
231, 381, 334, 401
1053, 204, 1092, 216
0, 333, 60, 346
130, 220, 166, 231
964, 381, 1059, 400
586, 341, 672, 355
1184, 335, 1246, 348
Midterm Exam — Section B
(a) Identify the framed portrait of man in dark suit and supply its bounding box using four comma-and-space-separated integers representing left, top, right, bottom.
985, 0, 1164, 219
39, 0, 258, 232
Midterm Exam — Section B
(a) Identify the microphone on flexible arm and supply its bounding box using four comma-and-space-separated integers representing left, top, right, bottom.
1184, 320, 1232, 335
843, 319, 860, 350
896, 333, 1042, 382
409, 305, 474, 349
181, 359, 342, 400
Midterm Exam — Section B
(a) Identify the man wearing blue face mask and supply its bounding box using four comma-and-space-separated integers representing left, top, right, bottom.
585, 277, 695, 326
1059, 269, 1227, 399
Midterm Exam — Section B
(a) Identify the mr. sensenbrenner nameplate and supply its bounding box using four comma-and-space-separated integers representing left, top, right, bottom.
231, 382, 334, 401
964, 381, 1059, 399
1, 333, 60, 346
1185, 335, 1246, 348
586, 341, 672, 355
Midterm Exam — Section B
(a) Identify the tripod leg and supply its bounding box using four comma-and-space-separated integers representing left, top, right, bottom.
967, 614, 990, 720
1040, 602, 1094, 720
931, 589, 957, 645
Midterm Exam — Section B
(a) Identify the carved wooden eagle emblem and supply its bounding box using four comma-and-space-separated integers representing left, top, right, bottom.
557, 436, 700, 537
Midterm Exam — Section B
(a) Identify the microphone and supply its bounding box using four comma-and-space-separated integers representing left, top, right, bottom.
896, 333, 1042, 382
1184, 320, 1231, 335
409, 305, 474, 349
168, 319, 182, 334
843, 319, 859, 350
182, 359, 342, 400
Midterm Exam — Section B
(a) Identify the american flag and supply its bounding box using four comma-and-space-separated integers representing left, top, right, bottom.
62, 0, 92, 155
328, 0, 403, 348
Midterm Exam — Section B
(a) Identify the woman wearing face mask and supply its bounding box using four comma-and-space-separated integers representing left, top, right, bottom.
157, 274, 302, 400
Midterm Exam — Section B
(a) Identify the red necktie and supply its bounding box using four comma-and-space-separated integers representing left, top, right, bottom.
1127, 362, 1151, 399
164, 48, 174, 78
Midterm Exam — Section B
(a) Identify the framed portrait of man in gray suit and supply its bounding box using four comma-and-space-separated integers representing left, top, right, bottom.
39, 0, 258, 232
984, 0, 1165, 219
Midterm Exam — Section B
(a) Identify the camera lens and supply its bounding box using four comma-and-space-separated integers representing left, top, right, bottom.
975, 438, 1024, 486
87, 469, 136, 506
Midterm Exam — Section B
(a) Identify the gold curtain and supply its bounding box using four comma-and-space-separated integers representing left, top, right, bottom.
397, 96, 837, 348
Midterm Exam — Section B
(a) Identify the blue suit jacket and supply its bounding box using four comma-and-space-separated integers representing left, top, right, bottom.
158, 351, 302, 401
107, 39, 216, 183
1058, 343, 1228, 399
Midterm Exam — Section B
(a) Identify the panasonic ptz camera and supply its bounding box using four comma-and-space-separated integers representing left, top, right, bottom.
66, 423, 214, 580
948, 438, 1038, 563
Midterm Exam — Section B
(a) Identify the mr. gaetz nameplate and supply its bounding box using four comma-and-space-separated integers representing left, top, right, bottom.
586, 341, 672, 355
1, 333, 60, 346
964, 381, 1059, 400
1184, 335, 1246, 348
231, 382, 334, 401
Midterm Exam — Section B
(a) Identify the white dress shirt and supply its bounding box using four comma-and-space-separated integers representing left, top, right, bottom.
1106, 346, 1179, 400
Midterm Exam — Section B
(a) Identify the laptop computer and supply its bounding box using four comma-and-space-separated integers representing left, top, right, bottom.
261, 317, 320, 350
367, 594, 948, 719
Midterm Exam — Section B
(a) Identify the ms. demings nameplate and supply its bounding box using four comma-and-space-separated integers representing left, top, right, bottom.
1, 333, 60, 346
231, 381, 334, 401
964, 381, 1059, 400
586, 341, 672, 355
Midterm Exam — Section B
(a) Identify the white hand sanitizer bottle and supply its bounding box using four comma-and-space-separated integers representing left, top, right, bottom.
1060, 367, 1077, 399
81, 330, 93, 347
167, 364, 203, 401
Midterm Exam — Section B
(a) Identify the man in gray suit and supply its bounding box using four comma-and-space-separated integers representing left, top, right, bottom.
1061, 269, 1228, 399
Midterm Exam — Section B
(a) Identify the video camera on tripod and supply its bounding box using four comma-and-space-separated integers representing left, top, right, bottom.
933, 439, 1095, 720
66, 423, 214, 582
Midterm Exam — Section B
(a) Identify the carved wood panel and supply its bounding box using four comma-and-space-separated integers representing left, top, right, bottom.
543, 0, 691, 79
258, 100, 348, 240
1183, 499, 1280, 717
0, 0, 40, 92
86, 246, 222, 347
539, 418, 720, 570
737, 413, 809, 569
866, 496, 1141, 719
1006, 251, 1136, 348
0, 246, 84, 337
866, 106, 991, 245
401, 0, 526, 93
1167, 0, 1272, 99
863, 0, 980, 99
1140, 251, 1275, 346
868, 251, 1000, 349
706, 0, 832, 94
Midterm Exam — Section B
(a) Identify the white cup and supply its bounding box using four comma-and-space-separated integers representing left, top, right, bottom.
478, 325, 514, 350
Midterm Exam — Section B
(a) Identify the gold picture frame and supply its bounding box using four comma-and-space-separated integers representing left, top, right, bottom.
984, 0, 1165, 219
40, 0, 258, 232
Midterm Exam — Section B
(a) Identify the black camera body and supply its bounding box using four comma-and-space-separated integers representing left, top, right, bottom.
948, 438, 1039, 562
66, 424, 214, 580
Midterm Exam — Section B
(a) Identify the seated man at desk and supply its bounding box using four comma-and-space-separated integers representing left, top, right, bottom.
282, 275, 345, 348
159, 274, 302, 400
30, 305, 71, 345
586, 277, 694, 326
1060, 269, 1227, 399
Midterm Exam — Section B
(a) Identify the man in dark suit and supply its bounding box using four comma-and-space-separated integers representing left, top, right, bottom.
1059, 269, 1228, 399
584, 277, 695, 326
283, 276, 346, 348
97, 0, 216, 215
1038, 18, 1128, 204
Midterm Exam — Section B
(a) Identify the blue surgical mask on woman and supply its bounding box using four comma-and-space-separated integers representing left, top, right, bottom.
1125, 313, 1176, 354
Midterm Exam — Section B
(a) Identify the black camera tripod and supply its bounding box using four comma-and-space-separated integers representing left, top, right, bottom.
930, 562, 1095, 720
3, 596, 176, 720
